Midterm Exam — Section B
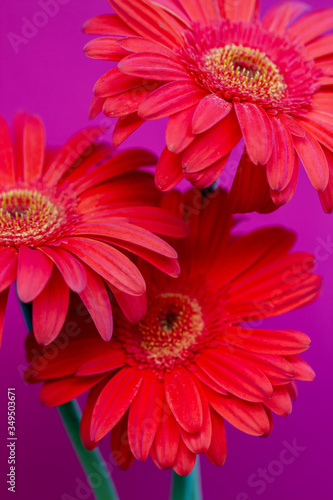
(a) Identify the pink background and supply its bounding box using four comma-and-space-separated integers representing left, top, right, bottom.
0, 1, 332, 499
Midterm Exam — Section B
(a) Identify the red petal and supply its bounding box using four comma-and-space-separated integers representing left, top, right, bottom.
224, 0, 259, 21
117, 36, 179, 60
17, 247, 53, 302
22, 114, 45, 182
0, 288, 10, 347
234, 103, 273, 165
178, 378, 212, 453
128, 372, 164, 460
80, 384, 103, 451
112, 113, 145, 147
173, 439, 196, 476
285, 355, 315, 381
77, 349, 127, 376
44, 128, 105, 185
306, 34, 333, 59
165, 367, 203, 433
319, 147, 333, 213
89, 96, 104, 120
62, 237, 146, 296
166, 105, 196, 154
109, 285, 147, 323
267, 117, 295, 191
110, 412, 134, 469
0, 115, 15, 185
91, 367, 143, 441
108, 0, 183, 48
119, 52, 187, 81
103, 85, 153, 117
270, 153, 299, 206
39, 246, 87, 293
84, 37, 129, 61
191, 95, 233, 135
206, 387, 270, 436
93, 67, 143, 98
229, 150, 277, 214
139, 81, 207, 120
262, 2, 309, 34
32, 268, 69, 345
289, 8, 333, 44
0, 248, 18, 293
225, 326, 311, 355
39, 374, 105, 406
82, 14, 136, 37
79, 267, 113, 341
155, 147, 183, 191
264, 386, 292, 417
153, 400, 180, 469
74, 222, 177, 258
293, 132, 329, 191
205, 409, 227, 466
197, 349, 273, 402
182, 111, 241, 172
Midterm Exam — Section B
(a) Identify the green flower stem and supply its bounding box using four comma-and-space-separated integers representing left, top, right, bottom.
170, 458, 203, 500
19, 299, 119, 500
58, 400, 119, 500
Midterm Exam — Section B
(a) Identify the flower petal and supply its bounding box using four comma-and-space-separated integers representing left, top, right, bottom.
165, 367, 203, 433
206, 388, 270, 436
22, 114, 45, 183
110, 412, 134, 469
153, 399, 180, 469
173, 439, 196, 476
267, 117, 295, 191
17, 247, 53, 303
182, 111, 241, 172
293, 132, 329, 191
119, 52, 187, 81
0, 248, 18, 293
91, 367, 143, 442
166, 105, 196, 154
139, 81, 208, 120
155, 147, 183, 191
32, 268, 69, 345
79, 267, 113, 341
191, 95, 233, 135
234, 103, 273, 165
0, 287, 10, 347
39, 246, 87, 293
205, 409, 227, 466
62, 237, 146, 296
0, 115, 15, 185
128, 372, 164, 461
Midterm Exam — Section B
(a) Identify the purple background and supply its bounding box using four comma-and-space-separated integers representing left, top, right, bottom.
0, 1, 332, 499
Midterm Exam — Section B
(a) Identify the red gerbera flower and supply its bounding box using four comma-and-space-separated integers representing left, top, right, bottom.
26, 189, 320, 474
84, 0, 333, 212
0, 113, 187, 345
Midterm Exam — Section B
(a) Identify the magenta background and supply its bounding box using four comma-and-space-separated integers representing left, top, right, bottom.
0, 1, 332, 499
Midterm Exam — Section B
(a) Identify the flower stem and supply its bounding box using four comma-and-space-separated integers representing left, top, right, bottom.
170, 458, 203, 500
18, 298, 119, 500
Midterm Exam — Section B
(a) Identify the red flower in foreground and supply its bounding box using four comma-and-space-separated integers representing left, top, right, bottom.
0, 113, 187, 345
84, 0, 333, 212
26, 190, 320, 474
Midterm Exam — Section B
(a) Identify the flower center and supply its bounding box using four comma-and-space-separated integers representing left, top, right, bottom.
202, 44, 287, 103
0, 187, 79, 247
122, 293, 206, 370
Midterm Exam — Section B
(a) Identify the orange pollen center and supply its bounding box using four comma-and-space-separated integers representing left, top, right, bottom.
136, 293, 205, 369
0, 188, 76, 247
202, 43, 287, 102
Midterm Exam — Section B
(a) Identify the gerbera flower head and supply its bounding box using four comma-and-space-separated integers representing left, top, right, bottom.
26, 189, 320, 474
0, 113, 188, 345
84, 0, 333, 212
